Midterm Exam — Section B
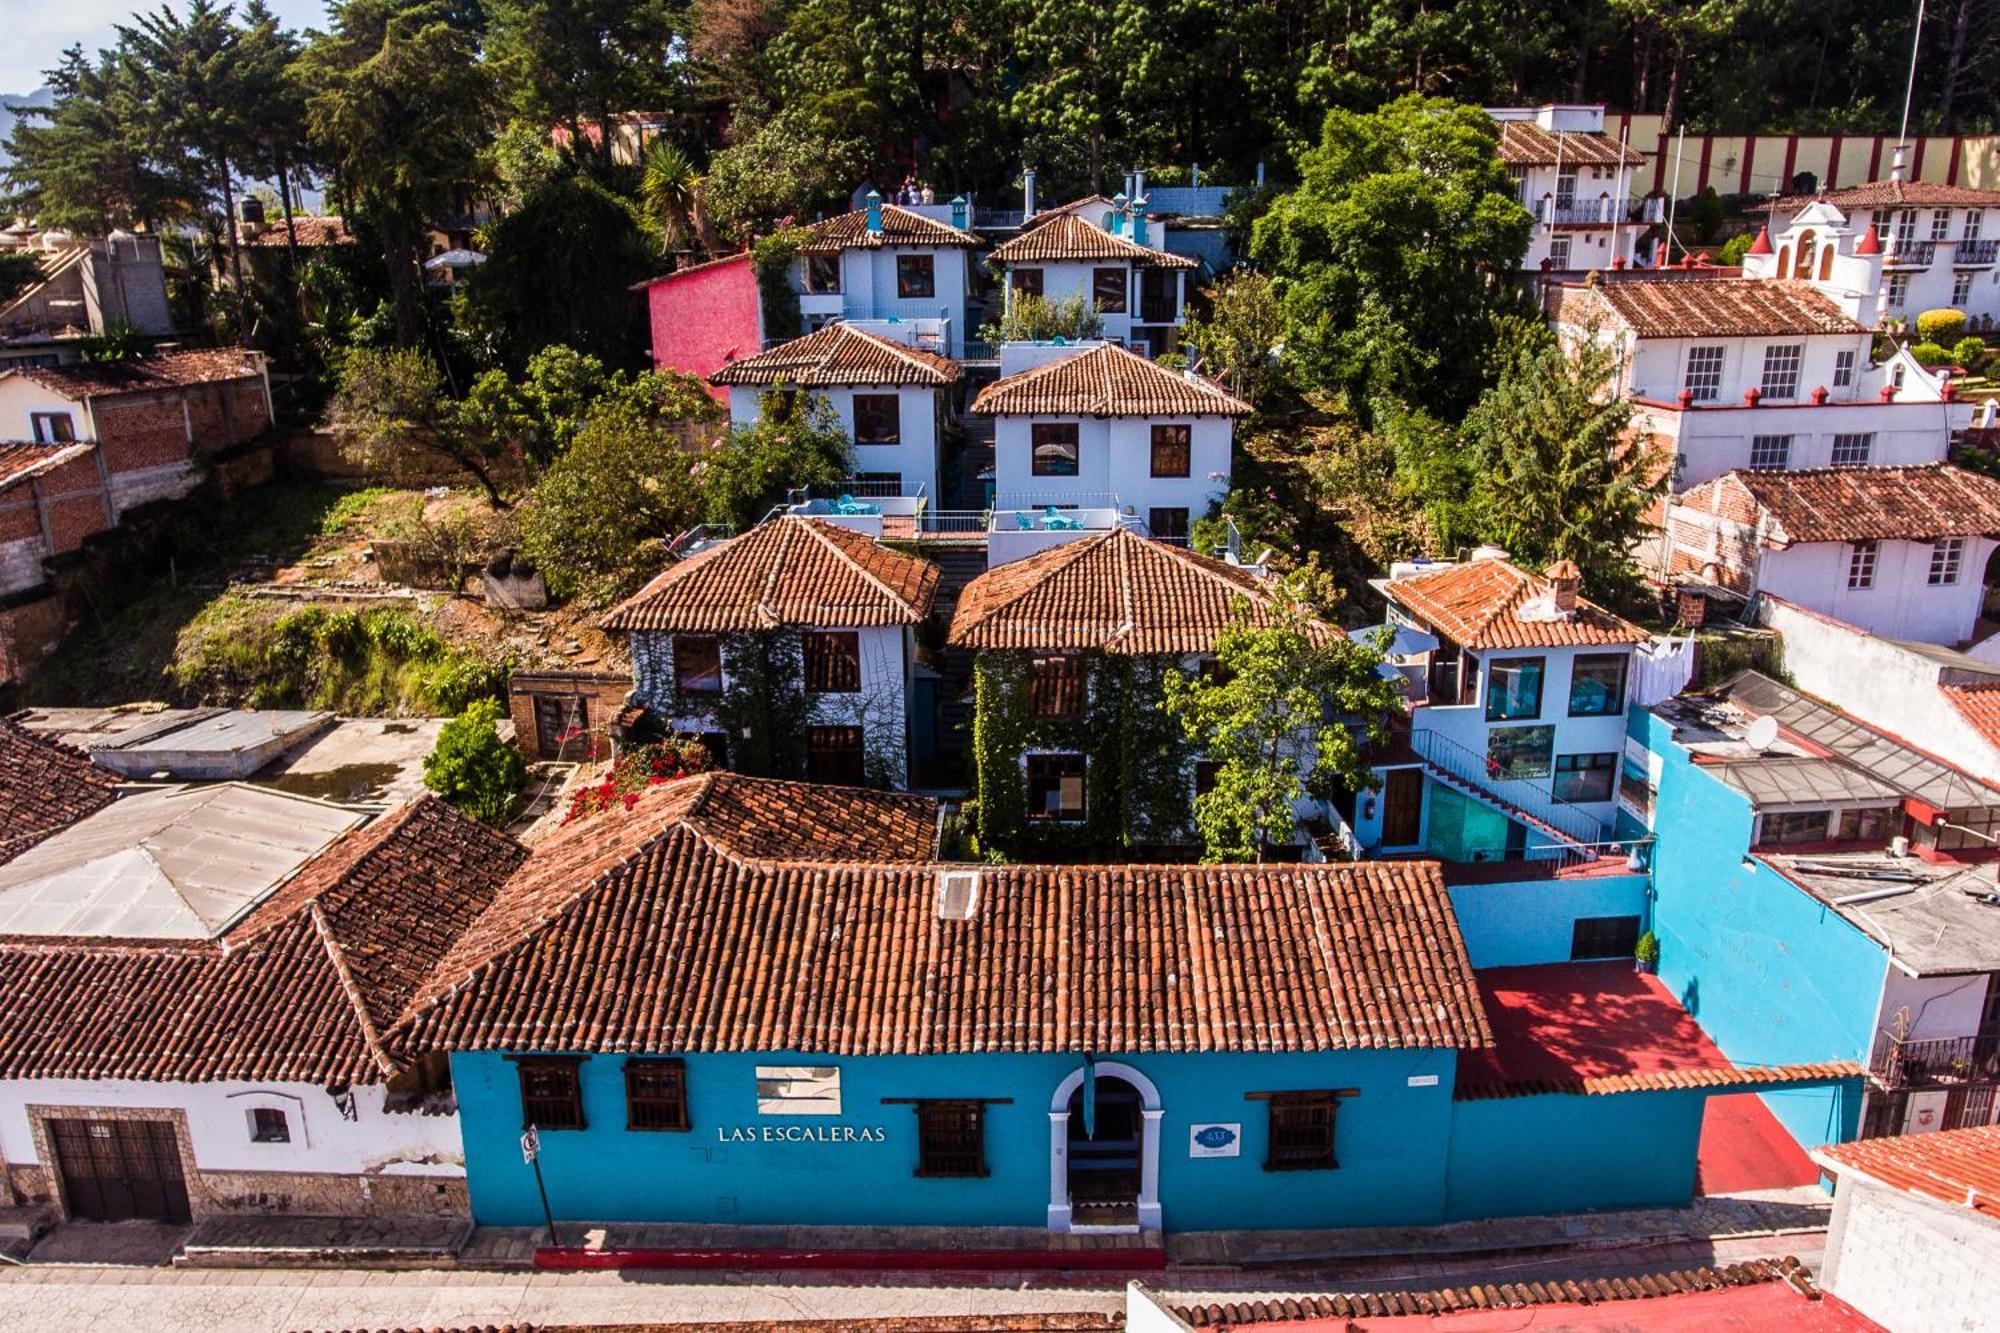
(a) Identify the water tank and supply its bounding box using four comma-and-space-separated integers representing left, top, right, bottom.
238, 197, 266, 225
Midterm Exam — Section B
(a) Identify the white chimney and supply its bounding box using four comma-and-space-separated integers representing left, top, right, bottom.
1891, 144, 1908, 183
1023, 168, 1037, 216
935, 869, 981, 921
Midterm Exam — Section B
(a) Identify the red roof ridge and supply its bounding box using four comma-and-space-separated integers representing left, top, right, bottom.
795, 507, 929, 622
970, 342, 1249, 417
306, 899, 399, 1079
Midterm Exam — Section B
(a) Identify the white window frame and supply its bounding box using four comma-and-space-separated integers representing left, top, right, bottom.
1892, 210, 1918, 247
1955, 272, 1975, 307
1847, 541, 1877, 590
1831, 433, 1874, 466
1748, 434, 1793, 470
1932, 209, 1953, 242
1548, 235, 1571, 269
1833, 349, 1857, 388
1930, 537, 1966, 586
1887, 273, 1911, 309
1760, 343, 1803, 399
1683, 345, 1725, 401
1966, 211, 1986, 242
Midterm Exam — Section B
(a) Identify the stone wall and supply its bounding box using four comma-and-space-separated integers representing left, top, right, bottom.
1823, 1173, 2000, 1332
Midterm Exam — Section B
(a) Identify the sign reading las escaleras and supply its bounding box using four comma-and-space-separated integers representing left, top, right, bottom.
716, 1124, 887, 1143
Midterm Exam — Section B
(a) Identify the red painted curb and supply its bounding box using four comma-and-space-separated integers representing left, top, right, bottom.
534, 1245, 1169, 1273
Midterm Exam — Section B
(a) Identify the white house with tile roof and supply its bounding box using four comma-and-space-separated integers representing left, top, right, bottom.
792, 196, 983, 356
985, 212, 1198, 355
1549, 275, 1963, 488
970, 342, 1248, 548
709, 322, 962, 502
1487, 105, 1659, 273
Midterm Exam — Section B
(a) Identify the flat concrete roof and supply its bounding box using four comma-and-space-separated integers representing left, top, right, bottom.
1761, 852, 2000, 976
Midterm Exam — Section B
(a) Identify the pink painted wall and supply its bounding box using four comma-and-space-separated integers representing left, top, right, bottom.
643, 253, 763, 402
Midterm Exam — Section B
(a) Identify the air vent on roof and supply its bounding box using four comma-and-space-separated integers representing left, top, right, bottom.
935, 869, 981, 921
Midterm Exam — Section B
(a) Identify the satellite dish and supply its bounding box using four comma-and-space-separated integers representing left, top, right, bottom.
1745, 715, 1780, 752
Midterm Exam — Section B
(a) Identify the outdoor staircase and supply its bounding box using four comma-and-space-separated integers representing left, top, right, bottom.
1408, 727, 1609, 866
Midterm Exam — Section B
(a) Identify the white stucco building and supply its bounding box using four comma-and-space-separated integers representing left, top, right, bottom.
1487, 104, 1660, 273
1663, 463, 2000, 646
970, 341, 1247, 546
792, 196, 983, 357
709, 321, 962, 503
603, 516, 940, 789
985, 212, 1197, 355
1550, 275, 1966, 488
1745, 177, 2000, 328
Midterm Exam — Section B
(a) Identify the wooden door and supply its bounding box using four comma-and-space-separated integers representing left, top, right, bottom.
1381, 768, 1424, 846
50, 1119, 191, 1223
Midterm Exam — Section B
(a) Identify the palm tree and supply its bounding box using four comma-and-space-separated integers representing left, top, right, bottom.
640, 140, 718, 257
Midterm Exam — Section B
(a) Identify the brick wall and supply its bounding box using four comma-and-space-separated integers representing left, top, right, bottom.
92, 375, 273, 484
0, 593, 69, 685
508, 670, 633, 760
36, 456, 113, 556
1823, 1176, 2000, 1331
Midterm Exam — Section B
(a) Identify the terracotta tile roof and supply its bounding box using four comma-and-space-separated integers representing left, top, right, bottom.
0, 796, 524, 1083
1384, 558, 1649, 650
986, 213, 1197, 268
0, 442, 93, 492
395, 784, 1492, 1057
1495, 121, 1644, 168
635, 770, 940, 862
6, 349, 265, 401
709, 323, 960, 388
970, 344, 1249, 417
1941, 683, 2000, 752
1767, 180, 2000, 211
948, 527, 1328, 654
1456, 1059, 1865, 1100
1173, 1258, 1831, 1326
1677, 464, 2000, 545
238, 215, 352, 247
798, 204, 981, 253
1817, 1122, 2000, 1217
1551, 277, 1865, 338
0, 718, 118, 865
602, 517, 939, 632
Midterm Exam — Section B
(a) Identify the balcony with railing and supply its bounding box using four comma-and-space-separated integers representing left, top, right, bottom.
1883, 240, 1938, 267
1957, 238, 2000, 267
1405, 725, 1611, 857
1872, 1025, 2000, 1090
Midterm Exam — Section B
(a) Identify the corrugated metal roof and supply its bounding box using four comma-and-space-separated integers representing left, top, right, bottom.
1710, 756, 1902, 808
0, 785, 363, 939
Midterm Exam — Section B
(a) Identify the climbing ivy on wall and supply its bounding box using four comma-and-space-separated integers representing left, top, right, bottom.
751, 226, 809, 343
712, 630, 810, 779
969, 652, 1196, 858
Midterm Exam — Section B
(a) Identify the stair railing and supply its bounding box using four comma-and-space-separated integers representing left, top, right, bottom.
1408, 725, 1609, 852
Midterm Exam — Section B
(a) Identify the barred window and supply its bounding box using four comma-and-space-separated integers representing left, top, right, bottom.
805, 726, 865, 785
803, 631, 861, 693
914, 1101, 988, 1178
1931, 537, 1966, 586
1265, 1092, 1339, 1171
1760, 344, 1803, 399
625, 1059, 689, 1132
1748, 434, 1792, 470
1029, 655, 1085, 718
1831, 433, 1873, 466
517, 1057, 585, 1131
1848, 541, 1877, 590
1683, 346, 1725, 401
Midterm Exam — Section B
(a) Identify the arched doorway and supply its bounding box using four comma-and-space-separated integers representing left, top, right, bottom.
1047, 1061, 1162, 1232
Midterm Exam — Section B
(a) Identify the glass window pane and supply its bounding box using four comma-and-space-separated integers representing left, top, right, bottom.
1485, 657, 1545, 721
1567, 654, 1627, 717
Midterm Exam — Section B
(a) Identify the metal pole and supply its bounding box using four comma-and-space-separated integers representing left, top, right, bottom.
531, 1154, 557, 1245
1898, 0, 1928, 152
1665, 127, 1687, 262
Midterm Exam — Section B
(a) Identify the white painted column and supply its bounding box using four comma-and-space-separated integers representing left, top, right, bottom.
1137, 1108, 1164, 1230
1046, 1111, 1072, 1230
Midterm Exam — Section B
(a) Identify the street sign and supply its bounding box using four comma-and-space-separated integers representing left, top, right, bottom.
521, 1124, 540, 1164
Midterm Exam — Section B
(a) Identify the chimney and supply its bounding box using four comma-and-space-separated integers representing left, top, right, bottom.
1133, 169, 1146, 200
1023, 168, 1037, 217
950, 195, 968, 230
1131, 198, 1149, 246
1546, 559, 1582, 613
1891, 144, 1908, 183
864, 189, 883, 236
1109, 193, 1128, 235
1191, 163, 1201, 189
1256, 160, 1266, 188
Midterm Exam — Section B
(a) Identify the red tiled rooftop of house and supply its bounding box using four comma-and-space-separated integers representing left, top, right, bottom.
798, 203, 982, 253
238, 215, 352, 247
1675, 464, 2000, 546
1765, 179, 2000, 211
986, 212, 1196, 268
710, 323, 960, 388
1496, 120, 1644, 168
602, 516, 939, 633
970, 343, 1248, 417
1942, 682, 2000, 752
1384, 557, 1648, 651
0, 718, 119, 865
0, 441, 93, 492
5, 349, 265, 401
1551, 277, 1864, 338
948, 527, 1329, 654
1817, 1122, 2000, 1217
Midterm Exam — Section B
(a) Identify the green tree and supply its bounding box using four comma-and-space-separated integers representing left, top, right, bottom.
1250, 95, 1533, 417
1163, 577, 1403, 862
3, 46, 195, 232
978, 291, 1104, 345
1461, 324, 1662, 601
1183, 269, 1285, 408
331, 346, 512, 505
296, 0, 494, 346
423, 697, 528, 826
639, 140, 720, 256
518, 393, 715, 601
704, 105, 868, 240
700, 391, 853, 529
484, 0, 684, 173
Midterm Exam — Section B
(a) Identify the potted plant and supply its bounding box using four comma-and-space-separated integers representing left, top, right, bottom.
1634, 930, 1660, 975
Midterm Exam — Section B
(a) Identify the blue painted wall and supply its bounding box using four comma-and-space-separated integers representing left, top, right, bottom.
1639, 708, 1883, 1152
1447, 874, 1650, 969
1445, 1088, 1707, 1219
454, 1047, 1461, 1231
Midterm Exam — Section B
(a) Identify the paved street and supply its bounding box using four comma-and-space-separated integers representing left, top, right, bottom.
0, 1231, 1826, 1333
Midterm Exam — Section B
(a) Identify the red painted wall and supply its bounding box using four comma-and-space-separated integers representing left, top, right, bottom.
643, 254, 763, 402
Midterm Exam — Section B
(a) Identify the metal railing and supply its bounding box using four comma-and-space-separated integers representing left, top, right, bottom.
665, 523, 735, 557
1884, 240, 1937, 266
994, 490, 1124, 510
1873, 1026, 2000, 1090
1959, 238, 2000, 265
1546, 200, 1617, 225
791, 480, 928, 502
918, 509, 989, 534
1408, 726, 1610, 853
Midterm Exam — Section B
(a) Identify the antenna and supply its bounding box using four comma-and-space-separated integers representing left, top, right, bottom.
1745, 714, 1780, 752
1897, 0, 1927, 161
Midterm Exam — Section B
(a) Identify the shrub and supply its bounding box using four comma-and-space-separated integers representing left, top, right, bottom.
978, 292, 1102, 344
423, 699, 528, 826
1917, 308, 1968, 345
1684, 187, 1725, 245
561, 740, 713, 823
1911, 341, 1952, 367
1954, 335, 1989, 370
1717, 233, 1752, 266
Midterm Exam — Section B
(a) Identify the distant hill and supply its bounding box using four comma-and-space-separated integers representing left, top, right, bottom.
0, 89, 54, 169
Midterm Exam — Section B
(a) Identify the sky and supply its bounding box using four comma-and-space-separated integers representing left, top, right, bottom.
3, 0, 329, 96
